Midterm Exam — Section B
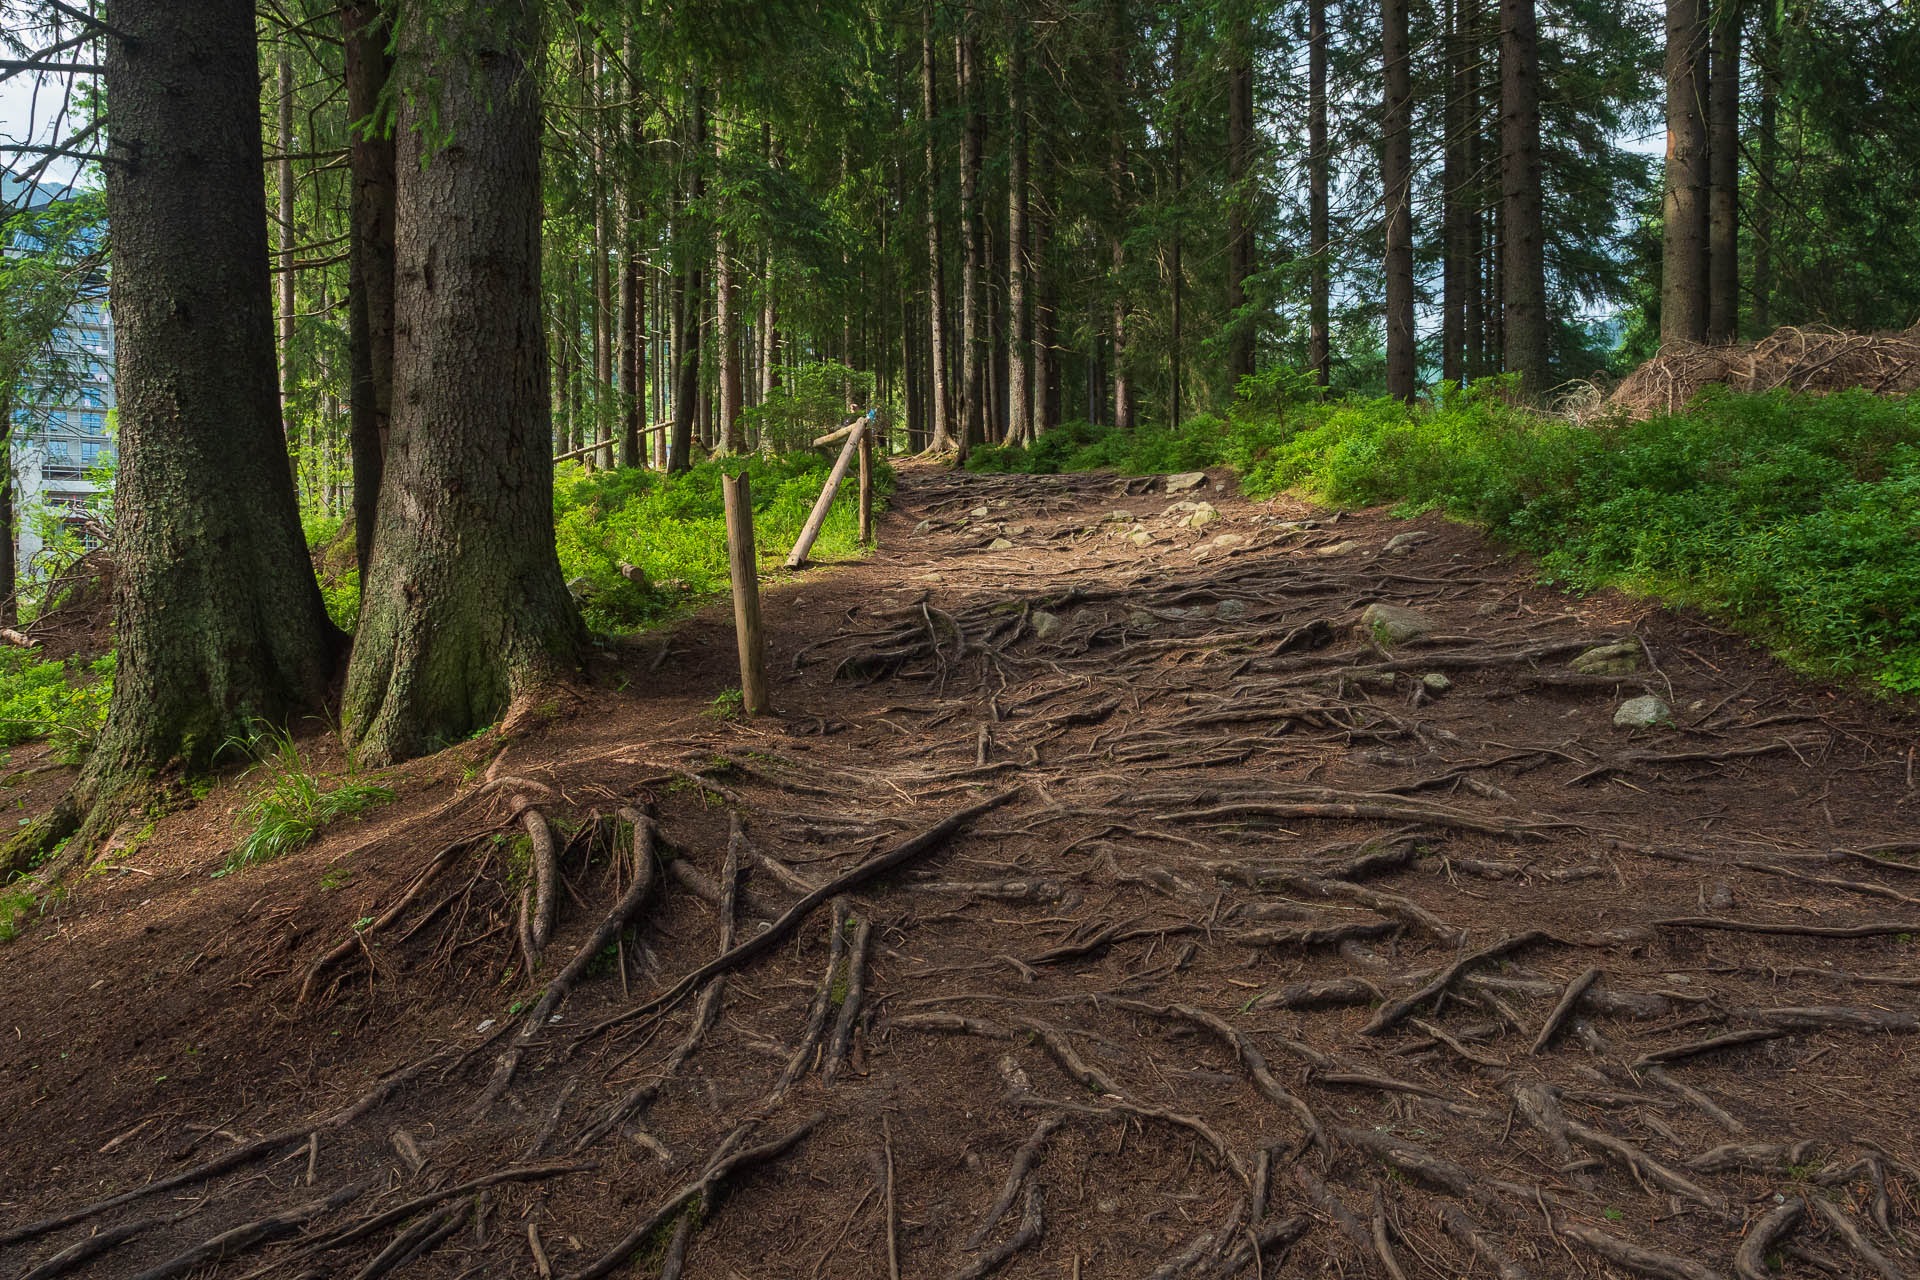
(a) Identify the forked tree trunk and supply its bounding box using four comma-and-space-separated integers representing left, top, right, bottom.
1383, 0, 1416, 403
342, 0, 583, 767
1662, 0, 1710, 344
343, 0, 395, 583
27, 0, 337, 860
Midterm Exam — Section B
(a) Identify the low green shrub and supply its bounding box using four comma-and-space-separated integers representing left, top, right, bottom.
554, 451, 893, 632
0, 648, 113, 761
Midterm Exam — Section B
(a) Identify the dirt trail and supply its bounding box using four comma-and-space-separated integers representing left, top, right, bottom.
4, 463, 1919, 1280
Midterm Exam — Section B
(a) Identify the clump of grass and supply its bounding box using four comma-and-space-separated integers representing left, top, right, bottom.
222, 725, 394, 875
0, 649, 113, 762
0, 884, 39, 943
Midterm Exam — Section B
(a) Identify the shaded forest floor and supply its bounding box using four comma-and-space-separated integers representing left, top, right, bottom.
4, 462, 1919, 1280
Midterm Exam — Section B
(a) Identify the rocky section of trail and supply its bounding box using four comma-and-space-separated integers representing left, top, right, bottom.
4, 464, 1918, 1280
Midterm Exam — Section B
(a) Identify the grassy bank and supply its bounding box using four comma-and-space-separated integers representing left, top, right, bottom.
968, 377, 1920, 695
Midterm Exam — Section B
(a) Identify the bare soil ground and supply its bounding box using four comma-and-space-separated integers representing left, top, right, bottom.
3, 463, 1919, 1280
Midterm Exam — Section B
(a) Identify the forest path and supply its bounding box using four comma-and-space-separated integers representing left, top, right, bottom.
6, 463, 1920, 1280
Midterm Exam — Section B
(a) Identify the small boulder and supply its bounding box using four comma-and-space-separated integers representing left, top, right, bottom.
1211, 534, 1246, 549
1385, 530, 1433, 553
1359, 602, 1435, 646
1214, 599, 1249, 620
1127, 608, 1159, 629
1162, 500, 1200, 516
988, 537, 1015, 551
1105, 509, 1135, 523
1571, 640, 1644, 676
1129, 529, 1154, 547
1613, 694, 1673, 730
968, 505, 990, 517
1420, 672, 1452, 693
1031, 610, 1065, 639
913, 519, 933, 536
1315, 539, 1364, 556
1185, 502, 1221, 529
1164, 471, 1208, 493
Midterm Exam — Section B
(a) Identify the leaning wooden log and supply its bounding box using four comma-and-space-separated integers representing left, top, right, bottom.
785, 417, 867, 569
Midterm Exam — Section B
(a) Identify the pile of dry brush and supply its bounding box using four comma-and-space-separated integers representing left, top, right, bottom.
1610, 322, 1920, 416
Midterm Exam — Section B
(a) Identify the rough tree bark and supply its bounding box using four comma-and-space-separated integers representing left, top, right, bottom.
1442, 0, 1468, 385
1661, 0, 1710, 345
922, 3, 954, 451
276, 54, 298, 477
1500, 0, 1550, 393
1383, 0, 1417, 402
341, 0, 583, 767
1706, 0, 1740, 345
4, 0, 341, 876
1752, 0, 1777, 331
343, 0, 394, 584
668, 82, 705, 474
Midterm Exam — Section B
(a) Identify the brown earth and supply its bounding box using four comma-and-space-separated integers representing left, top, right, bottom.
2, 462, 1918, 1280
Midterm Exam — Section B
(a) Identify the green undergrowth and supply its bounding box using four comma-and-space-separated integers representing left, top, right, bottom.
0, 648, 113, 762
554, 451, 895, 633
968, 374, 1920, 695
221, 724, 394, 876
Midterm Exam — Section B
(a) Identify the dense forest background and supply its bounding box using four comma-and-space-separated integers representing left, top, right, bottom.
233, 0, 1920, 512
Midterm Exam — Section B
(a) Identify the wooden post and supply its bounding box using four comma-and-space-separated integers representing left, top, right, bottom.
722, 471, 769, 716
857, 432, 874, 544
783, 418, 865, 569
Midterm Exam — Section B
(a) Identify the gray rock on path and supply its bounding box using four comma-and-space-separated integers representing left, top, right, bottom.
1105, 509, 1135, 523
969, 506, 989, 517
1613, 694, 1673, 729
1359, 602, 1436, 646
1315, 539, 1364, 557
1165, 471, 1208, 493
1420, 672, 1452, 693
1571, 640, 1644, 676
1031, 610, 1065, 639
1215, 599, 1248, 620
1185, 502, 1221, 529
988, 537, 1015, 551
913, 519, 933, 535
1129, 529, 1154, 547
1385, 530, 1433, 554
1127, 608, 1158, 629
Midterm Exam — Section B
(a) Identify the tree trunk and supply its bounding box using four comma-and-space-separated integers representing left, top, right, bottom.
1006, 24, 1030, 446
1442, 0, 1468, 386
1707, 0, 1740, 344
276, 55, 298, 484
1463, 0, 1485, 379
922, 4, 954, 452
669, 84, 705, 474
1226, 11, 1256, 388
79, 0, 336, 822
716, 118, 744, 458
956, 23, 984, 453
1752, 0, 1777, 332
591, 52, 613, 469
1500, 0, 1549, 393
0, 388, 14, 627
1383, 0, 1417, 402
1108, 0, 1133, 430
1031, 154, 1057, 435
1170, 22, 1184, 429
1662, 0, 1710, 345
1309, 0, 1330, 386
343, 0, 395, 584
342, 0, 583, 766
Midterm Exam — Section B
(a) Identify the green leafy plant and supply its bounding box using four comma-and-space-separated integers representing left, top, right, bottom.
0, 649, 113, 762
221, 724, 394, 874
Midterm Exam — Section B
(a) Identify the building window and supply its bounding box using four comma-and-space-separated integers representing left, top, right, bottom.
49, 410, 67, 428
46, 440, 71, 463
81, 412, 102, 431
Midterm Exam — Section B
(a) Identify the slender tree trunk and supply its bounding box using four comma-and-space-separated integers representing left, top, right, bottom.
1752, 0, 1777, 332
343, 0, 394, 584
922, 4, 954, 452
1030, 154, 1056, 436
1226, 10, 1255, 388
956, 22, 984, 452
1383, 0, 1417, 401
619, 30, 641, 468
1170, 22, 1184, 429
1442, 0, 1468, 385
66, 0, 336, 838
591, 54, 613, 468
1707, 0, 1740, 344
0, 389, 14, 627
716, 115, 743, 454
276, 55, 299, 482
1501, 0, 1549, 393
1462, 0, 1484, 379
1662, 0, 1710, 344
1309, 0, 1330, 386
1006, 27, 1030, 447
669, 83, 705, 473
344, 0, 582, 766
1108, 0, 1133, 430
